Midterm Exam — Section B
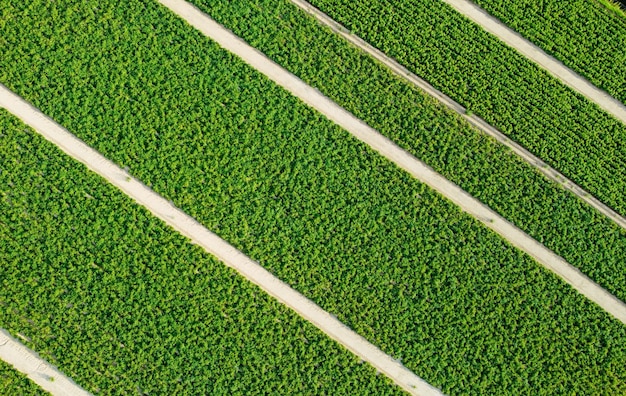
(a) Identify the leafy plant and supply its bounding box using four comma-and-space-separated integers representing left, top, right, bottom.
473, 0, 626, 103
0, 111, 400, 395
1, 1, 626, 395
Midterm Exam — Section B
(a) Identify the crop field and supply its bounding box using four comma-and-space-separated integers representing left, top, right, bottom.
0, 359, 45, 396
0, 110, 399, 394
300, 0, 626, 217
1, 0, 626, 395
472, 0, 626, 103
186, 0, 626, 304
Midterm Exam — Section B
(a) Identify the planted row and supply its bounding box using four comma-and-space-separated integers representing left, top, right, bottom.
296, 0, 626, 218
1, 1, 625, 394
473, 0, 626, 104
0, 111, 400, 395
180, 0, 626, 302
0, 359, 46, 396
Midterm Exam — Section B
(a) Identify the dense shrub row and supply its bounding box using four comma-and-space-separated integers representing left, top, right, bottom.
0, 111, 399, 394
182, 0, 626, 302
473, 0, 626, 104
1, 1, 625, 394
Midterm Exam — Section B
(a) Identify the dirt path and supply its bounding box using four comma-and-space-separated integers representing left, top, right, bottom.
0, 85, 441, 395
440, 0, 626, 125
155, 0, 626, 326
0, 329, 91, 395
288, 0, 626, 232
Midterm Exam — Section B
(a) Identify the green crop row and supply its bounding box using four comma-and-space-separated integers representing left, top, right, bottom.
473, 0, 626, 104
606, 0, 626, 13
2, 1, 626, 394
0, 359, 46, 396
0, 111, 400, 395
181, 0, 626, 303
298, 0, 626, 218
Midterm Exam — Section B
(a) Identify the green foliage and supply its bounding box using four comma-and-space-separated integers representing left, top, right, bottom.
1, 1, 626, 395
292, 0, 626, 218
598, 0, 626, 16
473, 0, 626, 103
0, 112, 399, 395
180, 0, 626, 304
0, 359, 47, 396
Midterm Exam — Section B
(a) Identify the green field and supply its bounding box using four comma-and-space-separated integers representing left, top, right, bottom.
298, 0, 626, 218
4, 0, 626, 305
0, 110, 400, 395
180, 0, 626, 304
473, 0, 626, 104
1, 0, 626, 394
184, 0, 626, 300
0, 359, 46, 396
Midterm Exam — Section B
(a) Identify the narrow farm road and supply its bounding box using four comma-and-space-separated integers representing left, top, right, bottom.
440, 0, 626, 125
0, 329, 91, 396
155, 0, 626, 325
287, 0, 626, 232
0, 85, 441, 396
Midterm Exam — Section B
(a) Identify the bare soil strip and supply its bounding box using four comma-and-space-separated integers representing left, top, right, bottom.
288, 0, 626, 232
0, 86, 441, 396
440, 0, 626, 125
0, 329, 91, 395
155, 0, 626, 325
